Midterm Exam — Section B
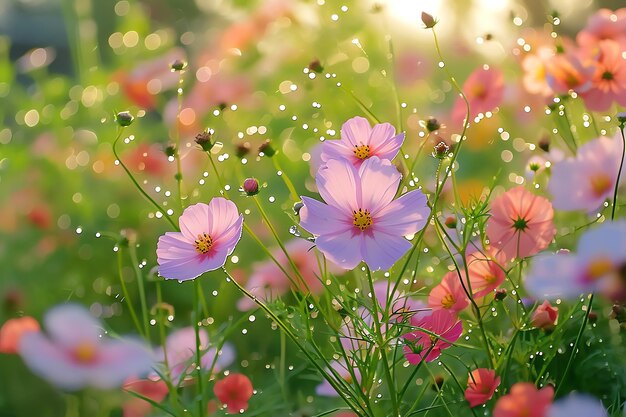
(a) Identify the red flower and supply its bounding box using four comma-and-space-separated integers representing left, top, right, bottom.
531, 301, 558, 330
465, 368, 500, 407
214, 373, 253, 413
493, 383, 553, 417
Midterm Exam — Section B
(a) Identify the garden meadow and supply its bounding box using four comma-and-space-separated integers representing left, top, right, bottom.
1, 0, 626, 416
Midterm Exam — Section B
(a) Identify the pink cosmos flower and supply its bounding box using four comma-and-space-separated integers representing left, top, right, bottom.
428, 271, 469, 314
493, 383, 554, 417
18, 304, 153, 391
299, 156, 430, 271
467, 253, 506, 298
548, 393, 609, 417
316, 359, 362, 397
487, 186, 556, 262
320, 116, 405, 168
154, 327, 234, 385
451, 67, 505, 128
525, 221, 626, 301
545, 51, 594, 95
577, 8, 626, 50
0, 316, 40, 354
122, 378, 169, 417
531, 301, 558, 330
549, 135, 624, 212
580, 40, 626, 112
521, 48, 555, 97
402, 309, 463, 364
237, 239, 343, 311
157, 198, 244, 281
465, 368, 501, 408
213, 373, 253, 413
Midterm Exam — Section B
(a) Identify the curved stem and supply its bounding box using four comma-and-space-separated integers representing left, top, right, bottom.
193, 279, 205, 416
116, 247, 143, 337
129, 243, 150, 342
611, 124, 626, 220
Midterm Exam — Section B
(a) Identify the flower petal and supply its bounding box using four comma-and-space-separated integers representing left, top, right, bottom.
299, 196, 352, 236
45, 304, 102, 349
206, 198, 241, 238
316, 158, 361, 212
361, 231, 412, 271
315, 229, 363, 270
340, 116, 372, 147
358, 156, 402, 213
374, 189, 429, 235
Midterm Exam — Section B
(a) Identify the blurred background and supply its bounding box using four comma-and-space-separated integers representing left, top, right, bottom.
1, 0, 624, 416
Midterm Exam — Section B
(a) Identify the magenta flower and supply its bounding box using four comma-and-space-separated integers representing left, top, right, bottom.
18, 304, 153, 391
580, 40, 626, 112
402, 309, 463, 364
157, 198, 244, 281
320, 116, 405, 168
549, 135, 624, 212
299, 156, 430, 271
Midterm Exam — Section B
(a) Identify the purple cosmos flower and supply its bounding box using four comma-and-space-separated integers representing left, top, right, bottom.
320, 116, 405, 168
525, 220, 626, 301
157, 198, 244, 281
299, 156, 430, 271
549, 135, 624, 212
548, 393, 608, 417
18, 304, 153, 391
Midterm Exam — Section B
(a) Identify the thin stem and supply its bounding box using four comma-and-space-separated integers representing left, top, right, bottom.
116, 247, 143, 337
173, 71, 186, 211
112, 127, 178, 231
272, 156, 299, 202
611, 124, 626, 220
193, 279, 205, 416
129, 243, 150, 342
365, 265, 399, 416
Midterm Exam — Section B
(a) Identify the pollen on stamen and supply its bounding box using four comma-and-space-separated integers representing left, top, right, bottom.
194, 233, 213, 254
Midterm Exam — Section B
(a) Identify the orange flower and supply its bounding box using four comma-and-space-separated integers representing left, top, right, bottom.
493, 383, 553, 417
531, 301, 558, 330
214, 373, 253, 413
0, 316, 40, 354
465, 368, 500, 407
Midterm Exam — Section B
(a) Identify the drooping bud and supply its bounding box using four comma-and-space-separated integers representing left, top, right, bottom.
115, 111, 134, 127
164, 144, 176, 158
259, 139, 276, 157
421, 12, 437, 29
195, 130, 214, 152
432, 141, 449, 159
611, 304, 626, 323
170, 59, 187, 72
538, 136, 550, 152
242, 178, 259, 196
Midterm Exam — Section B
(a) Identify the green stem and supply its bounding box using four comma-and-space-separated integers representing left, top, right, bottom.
173, 72, 185, 211
112, 127, 179, 231
272, 156, 299, 202
611, 124, 626, 220
129, 243, 150, 342
116, 247, 143, 337
193, 279, 205, 416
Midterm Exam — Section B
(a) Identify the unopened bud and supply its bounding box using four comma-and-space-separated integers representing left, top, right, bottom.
242, 178, 259, 196
444, 216, 457, 229
259, 139, 276, 157
617, 112, 626, 125
195, 130, 214, 152
235, 142, 251, 159
421, 12, 437, 29
170, 59, 187, 71
588, 311, 598, 324
308, 59, 324, 74
165, 145, 176, 158
611, 304, 626, 323
425, 117, 441, 132
116, 111, 134, 127
494, 288, 507, 301
529, 162, 540, 172
538, 137, 550, 152
432, 141, 449, 159
431, 375, 444, 391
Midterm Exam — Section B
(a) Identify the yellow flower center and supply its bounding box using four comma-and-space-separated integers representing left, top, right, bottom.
353, 144, 371, 160
483, 273, 497, 284
194, 233, 214, 254
73, 342, 97, 363
589, 173, 612, 197
353, 209, 373, 231
587, 257, 614, 280
441, 294, 455, 309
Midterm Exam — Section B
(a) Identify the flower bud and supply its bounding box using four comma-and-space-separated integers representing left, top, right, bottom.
444, 216, 457, 229
170, 59, 187, 72
165, 145, 176, 158
494, 288, 507, 301
617, 112, 626, 125
425, 117, 441, 132
242, 178, 259, 196
195, 130, 214, 152
611, 304, 626, 323
421, 12, 437, 29
307, 59, 324, 74
116, 111, 134, 127
235, 142, 251, 159
259, 139, 276, 157
538, 136, 550, 152
432, 141, 449, 159
431, 375, 444, 391
531, 300, 558, 330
